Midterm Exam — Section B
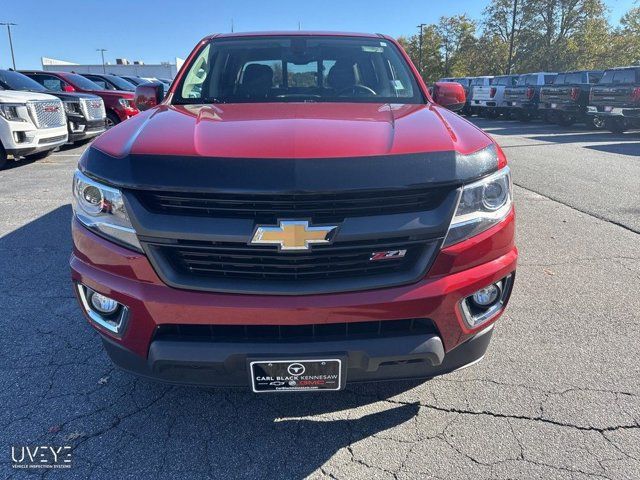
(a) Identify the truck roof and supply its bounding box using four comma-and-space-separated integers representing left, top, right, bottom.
203, 31, 387, 41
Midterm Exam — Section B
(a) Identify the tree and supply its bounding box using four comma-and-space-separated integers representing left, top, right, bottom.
483, 0, 536, 73
436, 15, 478, 77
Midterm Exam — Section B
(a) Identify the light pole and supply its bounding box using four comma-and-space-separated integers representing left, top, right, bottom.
96, 48, 107, 73
416, 23, 426, 76
0, 22, 17, 69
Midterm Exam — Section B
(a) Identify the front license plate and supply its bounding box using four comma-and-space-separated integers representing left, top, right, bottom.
604, 106, 613, 112
551, 103, 557, 109
250, 359, 343, 393
511, 101, 517, 106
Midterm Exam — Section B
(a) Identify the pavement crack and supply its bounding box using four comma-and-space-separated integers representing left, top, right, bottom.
513, 182, 640, 235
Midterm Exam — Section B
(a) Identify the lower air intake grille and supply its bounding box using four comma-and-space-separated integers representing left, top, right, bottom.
154, 318, 438, 343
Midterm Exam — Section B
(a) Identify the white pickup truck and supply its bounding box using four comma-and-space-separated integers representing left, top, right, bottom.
471, 75, 519, 118
0, 89, 68, 169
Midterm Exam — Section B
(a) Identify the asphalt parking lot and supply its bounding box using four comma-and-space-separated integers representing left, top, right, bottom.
1, 119, 639, 479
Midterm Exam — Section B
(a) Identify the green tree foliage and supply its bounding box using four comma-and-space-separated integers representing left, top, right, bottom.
401, 0, 640, 80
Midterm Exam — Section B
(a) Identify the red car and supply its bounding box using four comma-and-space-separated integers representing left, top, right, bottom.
70, 32, 516, 392
20, 70, 139, 128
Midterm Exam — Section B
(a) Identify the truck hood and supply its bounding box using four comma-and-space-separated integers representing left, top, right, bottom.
0, 90, 62, 103
92, 102, 492, 159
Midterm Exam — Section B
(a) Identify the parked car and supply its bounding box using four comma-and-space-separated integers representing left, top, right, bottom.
70, 32, 516, 391
118, 75, 149, 87
80, 73, 136, 92
588, 66, 640, 133
539, 70, 604, 128
20, 71, 139, 128
0, 81, 67, 169
472, 75, 519, 118
467, 76, 494, 115
504, 72, 557, 121
0, 69, 106, 144
119, 75, 168, 96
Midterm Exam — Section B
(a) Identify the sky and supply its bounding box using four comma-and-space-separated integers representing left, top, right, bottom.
0, 0, 636, 70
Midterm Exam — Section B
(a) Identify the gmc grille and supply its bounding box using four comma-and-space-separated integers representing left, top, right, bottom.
27, 100, 66, 128
80, 98, 106, 121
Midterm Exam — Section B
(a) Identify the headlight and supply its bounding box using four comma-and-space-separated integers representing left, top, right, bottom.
443, 166, 512, 247
118, 98, 132, 108
0, 103, 27, 122
72, 170, 142, 251
64, 101, 82, 115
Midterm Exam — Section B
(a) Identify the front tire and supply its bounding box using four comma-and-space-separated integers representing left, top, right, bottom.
587, 115, 605, 130
0, 145, 7, 170
106, 112, 120, 129
605, 117, 627, 134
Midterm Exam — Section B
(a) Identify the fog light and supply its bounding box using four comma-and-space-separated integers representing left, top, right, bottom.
471, 284, 500, 307
89, 292, 119, 314
77, 284, 129, 336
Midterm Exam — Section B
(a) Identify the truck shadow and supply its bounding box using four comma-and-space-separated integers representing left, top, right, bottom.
1, 205, 426, 479
470, 117, 640, 146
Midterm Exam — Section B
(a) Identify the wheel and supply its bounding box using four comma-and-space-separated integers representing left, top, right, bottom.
589, 115, 605, 130
487, 109, 500, 119
517, 110, 531, 122
605, 117, 627, 134
0, 145, 7, 170
106, 112, 120, 129
26, 149, 53, 160
557, 114, 575, 126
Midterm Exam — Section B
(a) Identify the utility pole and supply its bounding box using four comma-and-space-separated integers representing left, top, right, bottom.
0, 22, 17, 69
416, 23, 427, 76
506, 0, 518, 74
96, 48, 107, 74
231, 19, 234, 33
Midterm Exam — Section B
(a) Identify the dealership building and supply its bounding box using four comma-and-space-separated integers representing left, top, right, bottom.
41, 57, 185, 80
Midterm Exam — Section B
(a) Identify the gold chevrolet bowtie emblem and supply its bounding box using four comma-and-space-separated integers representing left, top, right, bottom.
250, 220, 338, 251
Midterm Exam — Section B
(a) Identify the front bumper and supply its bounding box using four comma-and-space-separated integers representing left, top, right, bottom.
101, 324, 494, 387
70, 207, 517, 387
67, 116, 106, 143
3, 123, 68, 157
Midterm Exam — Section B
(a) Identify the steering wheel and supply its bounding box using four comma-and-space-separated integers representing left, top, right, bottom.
337, 84, 377, 97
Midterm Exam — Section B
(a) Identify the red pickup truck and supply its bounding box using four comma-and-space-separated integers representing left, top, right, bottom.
20, 71, 139, 128
70, 32, 516, 392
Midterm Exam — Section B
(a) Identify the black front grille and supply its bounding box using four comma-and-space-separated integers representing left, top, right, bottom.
134, 186, 451, 222
154, 318, 438, 343
151, 237, 429, 282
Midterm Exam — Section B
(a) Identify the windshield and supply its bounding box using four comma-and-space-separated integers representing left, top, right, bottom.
174, 36, 423, 104
0, 70, 47, 92
105, 75, 136, 91
66, 73, 104, 91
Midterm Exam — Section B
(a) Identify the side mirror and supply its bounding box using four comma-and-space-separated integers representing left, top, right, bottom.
134, 82, 164, 111
432, 82, 465, 111
62, 84, 76, 92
